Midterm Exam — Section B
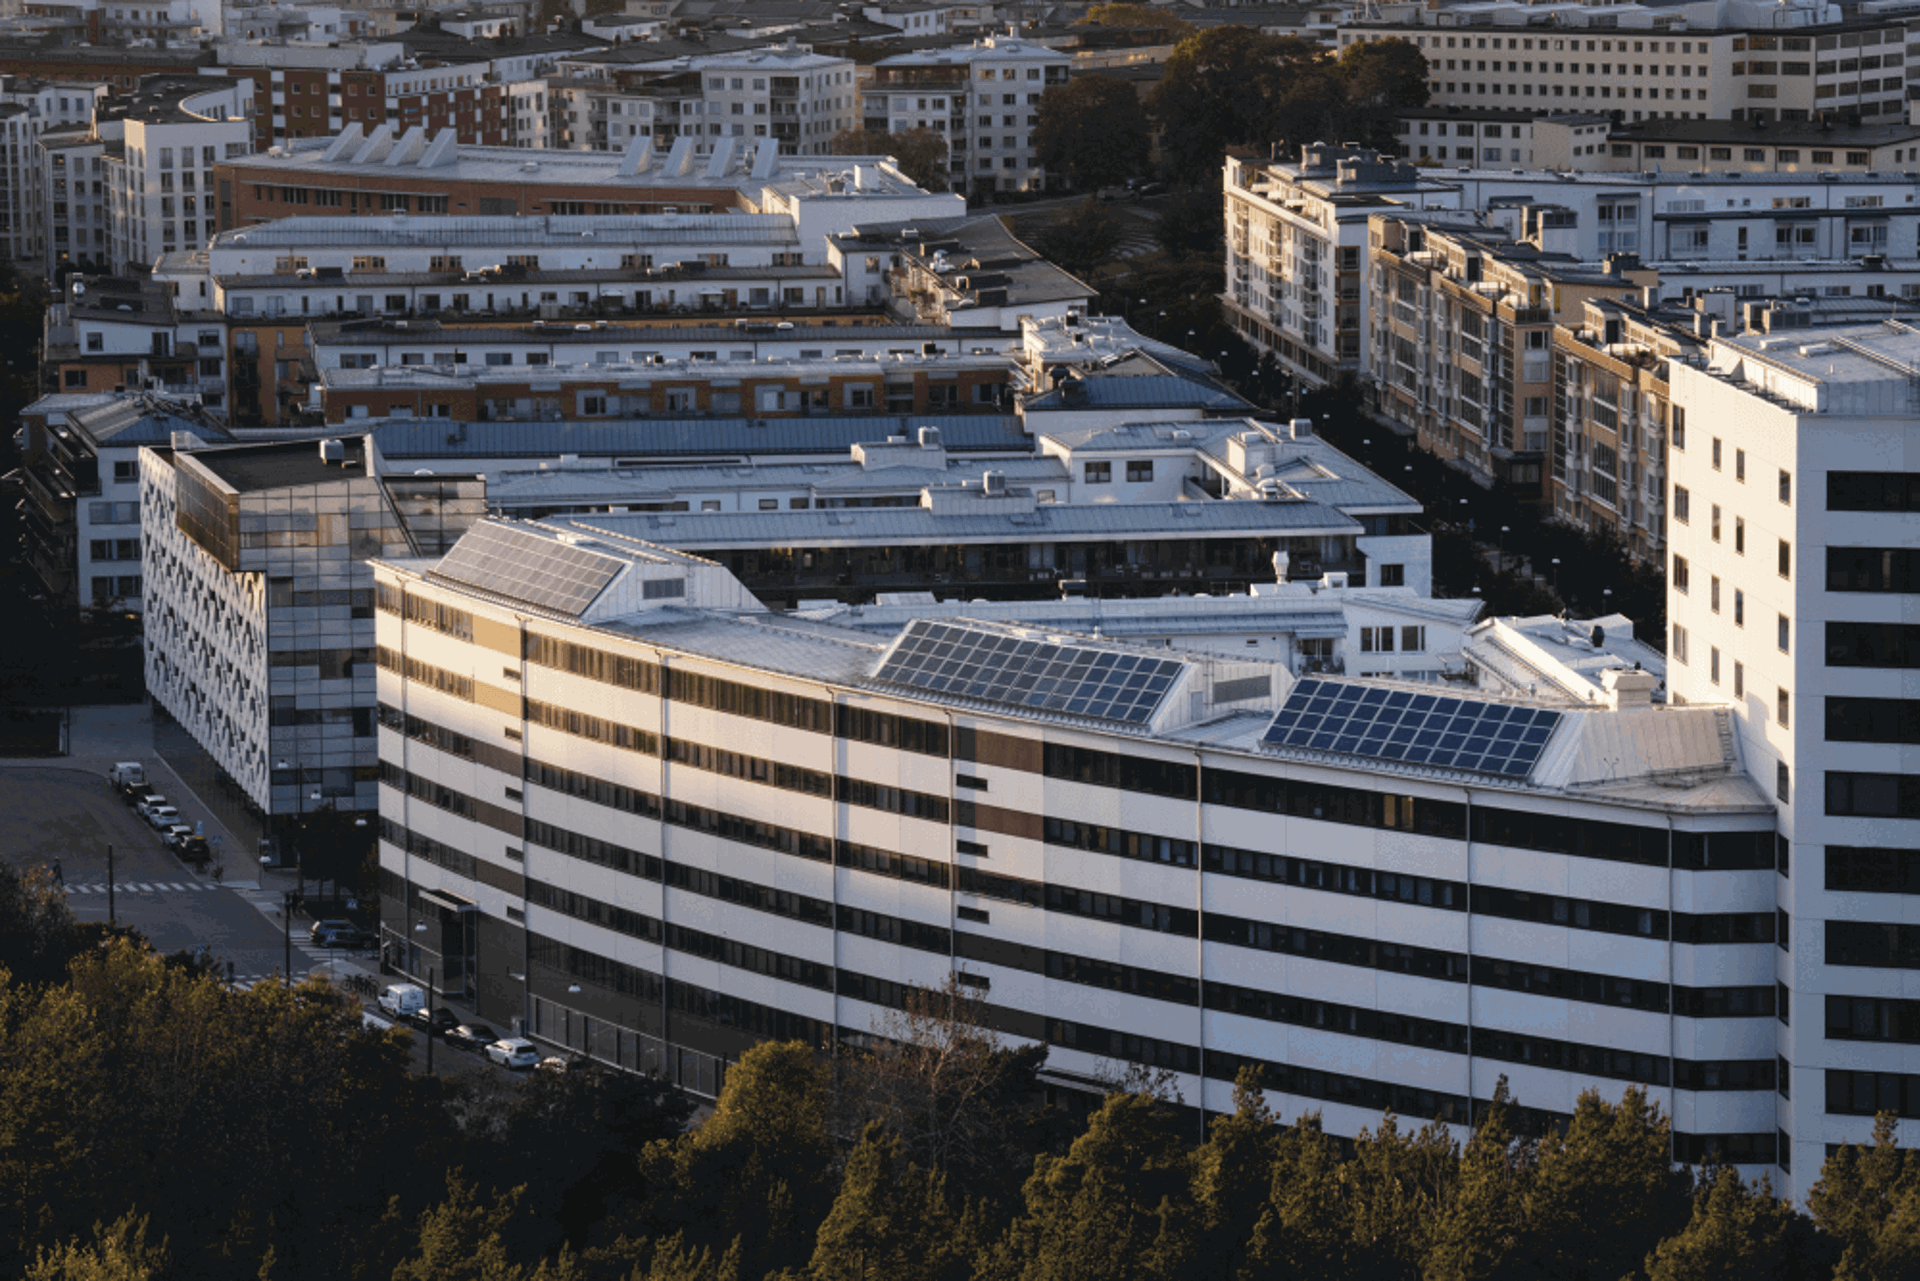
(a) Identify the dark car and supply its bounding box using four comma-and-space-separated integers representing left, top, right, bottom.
411, 1006, 458, 1036
444, 1023, 501, 1053
176, 835, 211, 865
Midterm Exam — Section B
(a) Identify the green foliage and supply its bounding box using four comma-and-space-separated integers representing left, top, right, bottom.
1648, 1165, 1834, 1281
1029, 200, 1123, 284
1151, 184, 1224, 259
1031, 76, 1150, 193
808, 1122, 972, 1281
1078, 3, 1196, 39
24, 1213, 167, 1281
1146, 30, 1428, 181
1810, 1113, 1920, 1281
828, 128, 949, 191
997, 1092, 1195, 1281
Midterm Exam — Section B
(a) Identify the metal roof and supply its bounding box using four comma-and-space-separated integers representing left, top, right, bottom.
213, 213, 799, 251
370, 414, 1031, 459
560, 495, 1361, 549
1024, 373, 1252, 413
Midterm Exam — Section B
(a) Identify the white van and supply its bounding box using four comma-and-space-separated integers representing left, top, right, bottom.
377, 983, 426, 1019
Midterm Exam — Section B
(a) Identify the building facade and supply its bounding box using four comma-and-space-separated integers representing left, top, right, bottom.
140, 435, 484, 818
863, 36, 1072, 196
1663, 321, 1920, 1181
374, 516, 1789, 1178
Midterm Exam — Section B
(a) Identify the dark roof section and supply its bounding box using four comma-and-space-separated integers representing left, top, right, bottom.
371, 413, 1030, 458
1609, 115, 1920, 148
188, 438, 370, 492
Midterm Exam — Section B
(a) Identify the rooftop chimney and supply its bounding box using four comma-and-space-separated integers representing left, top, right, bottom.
1601, 666, 1658, 713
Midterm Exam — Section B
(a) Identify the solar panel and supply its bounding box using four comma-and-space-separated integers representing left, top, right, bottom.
872, 619, 1185, 726
1261, 679, 1562, 780
431, 522, 625, 617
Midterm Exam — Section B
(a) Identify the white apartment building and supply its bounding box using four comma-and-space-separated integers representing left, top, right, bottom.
1, 79, 109, 269
863, 36, 1072, 196
1340, 0, 1913, 125
104, 77, 253, 272
1665, 325, 1920, 1181
1226, 145, 1920, 389
140, 435, 485, 819
373, 514, 1787, 1172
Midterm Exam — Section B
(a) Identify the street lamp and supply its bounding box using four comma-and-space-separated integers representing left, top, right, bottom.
1551, 557, 1562, 595
275, 758, 313, 898
416, 923, 434, 1075
282, 888, 296, 988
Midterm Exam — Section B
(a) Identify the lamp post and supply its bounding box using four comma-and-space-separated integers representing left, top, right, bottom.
416, 921, 433, 1075
276, 758, 313, 898
1500, 525, 1510, 571
282, 887, 296, 988
1551, 557, 1562, 595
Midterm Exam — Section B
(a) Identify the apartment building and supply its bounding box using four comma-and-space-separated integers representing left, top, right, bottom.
1368, 212, 1655, 498
373, 514, 1787, 1174
106, 77, 252, 273
1340, 0, 1913, 125
0, 78, 109, 268
596, 46, 860, 158
140, 435, 484, 820
1549, 298, 1705, 564
1659, 322, 1920, 1181
863, 36, 1072, 196
41, 272, 227, 406
11, 391, 229, 610
1228, 145, 1920, 390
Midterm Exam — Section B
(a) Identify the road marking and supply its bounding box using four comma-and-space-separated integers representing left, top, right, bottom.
63, 882, 217, 895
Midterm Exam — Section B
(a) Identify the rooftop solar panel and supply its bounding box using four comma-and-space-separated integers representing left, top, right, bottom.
431, 522, 624, 617
1260, 679, 1562, 780
872, 619, 1184, 725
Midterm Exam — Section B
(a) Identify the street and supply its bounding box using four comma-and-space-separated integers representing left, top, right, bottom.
0, 763, 321, 985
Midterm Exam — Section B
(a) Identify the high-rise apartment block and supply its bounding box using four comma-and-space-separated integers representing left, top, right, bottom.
863, 36, 1071, 196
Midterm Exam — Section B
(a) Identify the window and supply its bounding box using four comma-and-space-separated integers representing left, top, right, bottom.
1710, 577, 1721, 613
1084, 461, 1111, 484
1827, 771, 1920, 818
1735, 449, 1746, 482
1779, 614, 1791, 654
1778, 688, 1791, 728
1734, 661, 1744, 698
1360, 627, 1396, 653
1711, 505, 1722, 542
1125, 460, 1153, 483
1674, 485, 1690, 523
1378, 564, 1405, 587
1779, 539, 1792, 580
1712, 437, 1722, 469
1672, 624, 1688, 665
1672, 555, 1690, 593
1780, 469, 1793, 505
1735, 517, 1745, 555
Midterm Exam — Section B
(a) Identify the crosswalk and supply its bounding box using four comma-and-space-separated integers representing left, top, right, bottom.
64, 881, 218, 895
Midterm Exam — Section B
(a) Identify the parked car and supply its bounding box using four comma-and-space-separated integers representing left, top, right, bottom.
377, 983, 425, 1020
160, 824, 195, 851
485, 1037, 541, 1069
412, 1006, 458, 1036
121, 782, 156, 808
536, 1055, 572, 1075
144, 805, 181, 831
176, 835, 211, 865
307, 918, 356, 947
133, 794, 169, 821
444, 1024, 500, 1053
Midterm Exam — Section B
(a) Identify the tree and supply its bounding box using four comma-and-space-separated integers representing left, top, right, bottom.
1507, 1087, 1689, 1280
1188, 1069, 1278, 1279
1030, 199, 1122, 284
1424, 1080, 1529, 1281
1151, 184, 1223, 259
1032, 76, 1150, 193
1646, 1164, 1831, 1281
834, 976, 1054, 1207
1146, 29, 1326, 183
0, 861, 92, 988
829, 128, 949, 192
391, 1177, 582, 1281
1079, 4, 1196, 40
24, 1213, 167, 1281
1809, 1112, 1920, 1281
636, 1041, 835, 1278
997, 1092, 1194, 1281
1342, 1114, 1457, 1276
808, 1123, 972, 1281
1333, 39, 1430, 150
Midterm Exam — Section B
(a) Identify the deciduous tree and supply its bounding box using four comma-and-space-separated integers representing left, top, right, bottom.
830, 128, 949, 192
1032, 76, 1150, 193
1030, 199, 1122, 284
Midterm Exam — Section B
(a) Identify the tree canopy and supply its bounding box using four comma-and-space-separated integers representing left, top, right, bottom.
829, 128, 950, 192
1147, 31, 1428, 181
1032, 75, 1151, 193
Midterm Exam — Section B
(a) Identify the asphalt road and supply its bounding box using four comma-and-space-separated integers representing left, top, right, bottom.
0, 764, 317, 984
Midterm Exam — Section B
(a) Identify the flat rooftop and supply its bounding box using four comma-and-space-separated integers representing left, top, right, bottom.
185, 438, 371, 492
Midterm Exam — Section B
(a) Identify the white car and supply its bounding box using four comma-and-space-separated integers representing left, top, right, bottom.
484, 1037, 541, 1070
144, 805, 181, 830
134, 795, 170, 822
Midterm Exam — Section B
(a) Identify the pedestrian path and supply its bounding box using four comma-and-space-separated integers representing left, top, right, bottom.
64, 881, 218, 895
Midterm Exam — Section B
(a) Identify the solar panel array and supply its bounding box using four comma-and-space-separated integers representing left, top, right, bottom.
873, 620, 1185, 725
1262, 679, 1562, 779
432, 522, 624, 617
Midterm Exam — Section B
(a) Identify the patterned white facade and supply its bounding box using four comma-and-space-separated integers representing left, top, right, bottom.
375, 517, 1791, 1181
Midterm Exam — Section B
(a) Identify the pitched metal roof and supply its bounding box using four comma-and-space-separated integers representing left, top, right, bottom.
370, 414, 1031, 459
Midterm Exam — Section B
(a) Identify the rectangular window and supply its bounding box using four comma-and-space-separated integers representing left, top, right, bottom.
1827, 698, 1920, 744
1778, 688, 1791, 728
1779, 615, 1791, 654
1674, 485, 1690, 523
1827, 772, 1920, 818
1125, 460, 1153, 483
1779, 539, 1792, 580
1084, 461, 1110, 484
1672, 624, 1688, 665
1672, 555, 1690, 593
1780, 469, 1793, 505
